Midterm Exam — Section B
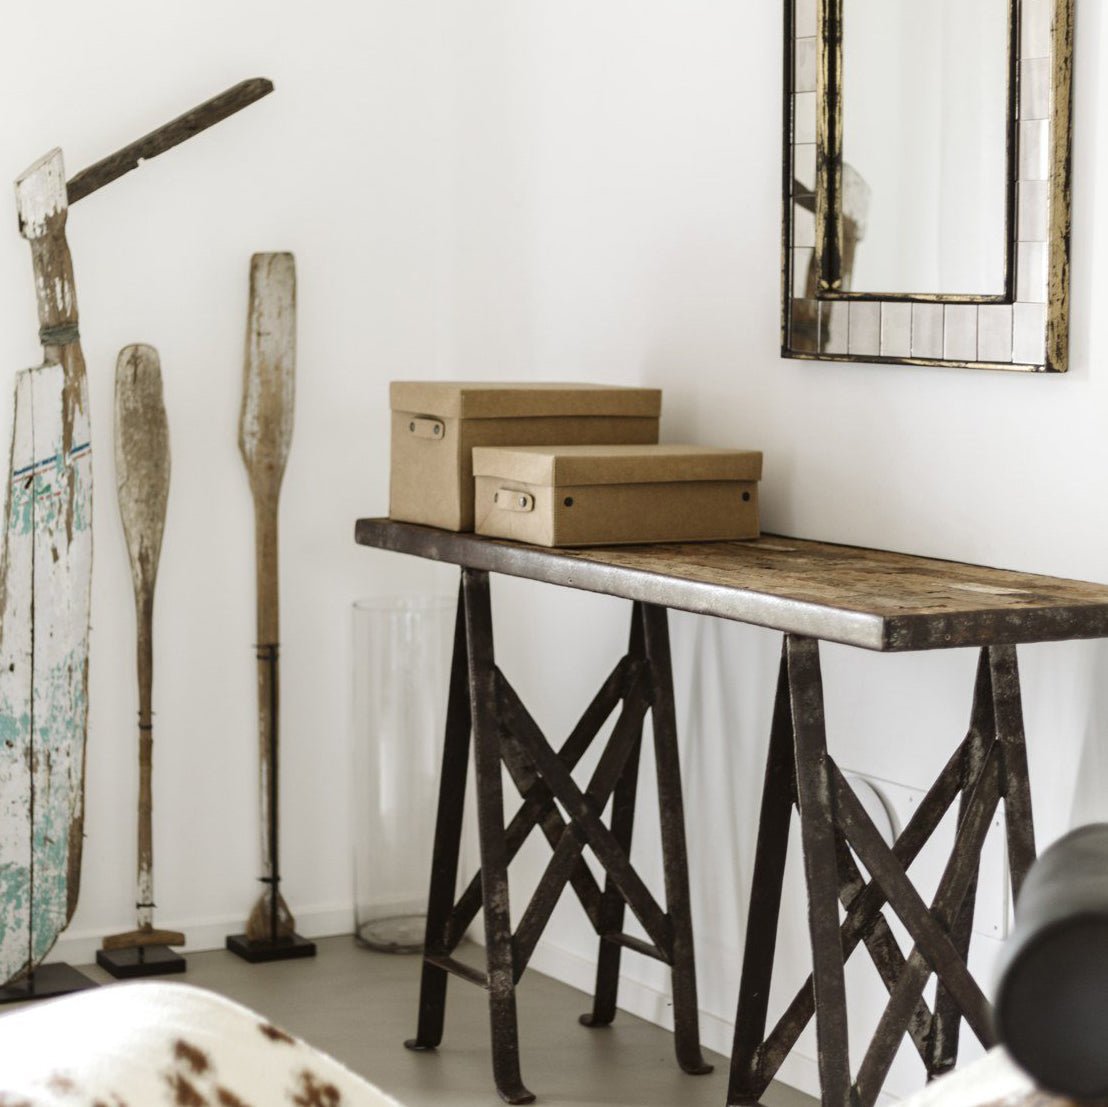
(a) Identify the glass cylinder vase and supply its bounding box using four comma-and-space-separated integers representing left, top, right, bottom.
352, 594, 455, 952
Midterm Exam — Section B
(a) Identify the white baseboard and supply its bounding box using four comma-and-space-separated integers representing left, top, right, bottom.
44, 903, 355, 968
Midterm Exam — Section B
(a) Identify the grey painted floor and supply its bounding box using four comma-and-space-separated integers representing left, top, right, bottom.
74, 937, 813, 1107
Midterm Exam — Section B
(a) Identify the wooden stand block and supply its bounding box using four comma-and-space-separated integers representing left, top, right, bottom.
96, 944, 186, 979
225, 933, 316, 963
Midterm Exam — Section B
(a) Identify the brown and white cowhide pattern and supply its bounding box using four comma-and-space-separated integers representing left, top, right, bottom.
0, 982, 403, 1107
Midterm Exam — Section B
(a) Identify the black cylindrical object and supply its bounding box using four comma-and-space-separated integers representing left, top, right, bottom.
995, 823, 1108, 1100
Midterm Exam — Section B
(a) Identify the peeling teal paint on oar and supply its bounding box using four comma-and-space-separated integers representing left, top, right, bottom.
0, 150, 93, 985
0, 356, 92, 983
0, 83, 273, 984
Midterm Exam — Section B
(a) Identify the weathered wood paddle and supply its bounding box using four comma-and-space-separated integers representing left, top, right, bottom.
96, 345, 185, 979
226, 253, 314, 961
0, 77, 273, 999
0, 153, 93, 1001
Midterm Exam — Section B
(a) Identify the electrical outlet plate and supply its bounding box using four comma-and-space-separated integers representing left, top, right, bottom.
842, 770, 1010, 941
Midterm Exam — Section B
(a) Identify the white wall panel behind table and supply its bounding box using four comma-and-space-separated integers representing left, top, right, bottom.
6, 1, 1108, 1102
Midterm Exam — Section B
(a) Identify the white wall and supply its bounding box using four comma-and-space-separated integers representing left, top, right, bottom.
4, 1, 1108, 1101
1, 0, 461, 954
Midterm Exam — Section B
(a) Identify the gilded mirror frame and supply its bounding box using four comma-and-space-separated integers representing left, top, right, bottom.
782, 0, 1074, 372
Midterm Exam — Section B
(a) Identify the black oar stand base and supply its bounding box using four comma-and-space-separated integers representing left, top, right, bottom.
97, 944, 186, 979
0, 962, 98, 1005
226, 932, 317, 963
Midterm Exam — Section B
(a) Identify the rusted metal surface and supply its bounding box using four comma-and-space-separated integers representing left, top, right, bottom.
728, 654, 797, 1104
814, 0, 844, 293
403, 574, 710, 1104
833, 834, 933, 1067
357, 523, 1056, 1106
928, 654, 993, 1077
1046, 0, 1076, 374
640, 603, 712, 1075
355, 520, 1108, 651
405, 584, 471, 1052
787, 637, 852, 1107
237, 253, 298, 947
991, 646, 1037, 899
726, 640, 1035, 1107
461, 570, 530, 1105
581, 614, 647, 1030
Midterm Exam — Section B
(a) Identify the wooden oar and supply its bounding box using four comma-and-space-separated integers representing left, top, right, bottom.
0, 151, 94, 997
234, 253, 308, 952
0, 78, 272, 994
99, 345, 184, 963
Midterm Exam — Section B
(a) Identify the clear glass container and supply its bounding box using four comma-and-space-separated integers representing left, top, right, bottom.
351, 594, 455, 952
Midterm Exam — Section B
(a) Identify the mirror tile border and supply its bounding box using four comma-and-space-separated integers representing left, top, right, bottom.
783, 0, 1073, 373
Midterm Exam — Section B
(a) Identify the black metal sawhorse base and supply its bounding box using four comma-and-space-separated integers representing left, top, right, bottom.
405, 570, 712, 1104
727, 637, 1036, 1107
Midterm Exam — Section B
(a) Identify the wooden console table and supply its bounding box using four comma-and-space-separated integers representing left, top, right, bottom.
355, 519, 1108, 1107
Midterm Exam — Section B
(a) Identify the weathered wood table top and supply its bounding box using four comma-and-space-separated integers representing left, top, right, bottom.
355, 519, 1108, 652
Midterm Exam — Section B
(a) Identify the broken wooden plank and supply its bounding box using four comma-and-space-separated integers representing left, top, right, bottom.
66, 78, 274, 205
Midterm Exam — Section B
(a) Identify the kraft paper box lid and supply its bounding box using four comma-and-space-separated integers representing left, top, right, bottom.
472, 444, 763, 486
390, 381, 661, 420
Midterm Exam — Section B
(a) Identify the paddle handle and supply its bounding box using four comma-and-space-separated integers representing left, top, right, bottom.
253, 499, 280, 646
135, 593, 155, 930
248, 499, 294, 942
253, 498, 279, 863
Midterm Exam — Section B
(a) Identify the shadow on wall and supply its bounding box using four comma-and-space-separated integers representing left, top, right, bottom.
671, 613, 785, 1025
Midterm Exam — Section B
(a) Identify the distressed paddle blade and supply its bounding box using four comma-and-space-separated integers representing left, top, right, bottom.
113, 345, 170, 936
115, 345, 169, 600
239, 252, 295, 501
0, 364, 92, 984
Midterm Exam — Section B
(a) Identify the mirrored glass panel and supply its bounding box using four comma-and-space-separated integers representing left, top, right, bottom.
840, 0, 1011, 297
784, 0, 1072, 371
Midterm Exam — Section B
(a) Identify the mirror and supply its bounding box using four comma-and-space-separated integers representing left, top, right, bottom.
783, 0, 1074, 372
840, 0, 1011, 296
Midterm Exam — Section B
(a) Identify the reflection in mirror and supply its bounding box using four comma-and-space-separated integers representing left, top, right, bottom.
840, 0, 1011, 297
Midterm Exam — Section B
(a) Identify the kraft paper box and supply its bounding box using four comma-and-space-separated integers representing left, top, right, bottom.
472, 444, 763, 547
390, 382, 661, 531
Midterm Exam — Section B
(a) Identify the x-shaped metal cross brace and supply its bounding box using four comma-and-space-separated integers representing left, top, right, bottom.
728, 637, 1036, 1107
406, 570, 711, 1104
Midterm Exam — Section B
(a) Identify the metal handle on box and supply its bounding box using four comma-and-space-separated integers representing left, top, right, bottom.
494, 489, 534, 513
407, 417, 445, 440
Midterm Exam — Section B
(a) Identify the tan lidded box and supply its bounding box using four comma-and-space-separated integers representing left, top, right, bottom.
390, 382, 661, 531
473, 444, 762, 547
